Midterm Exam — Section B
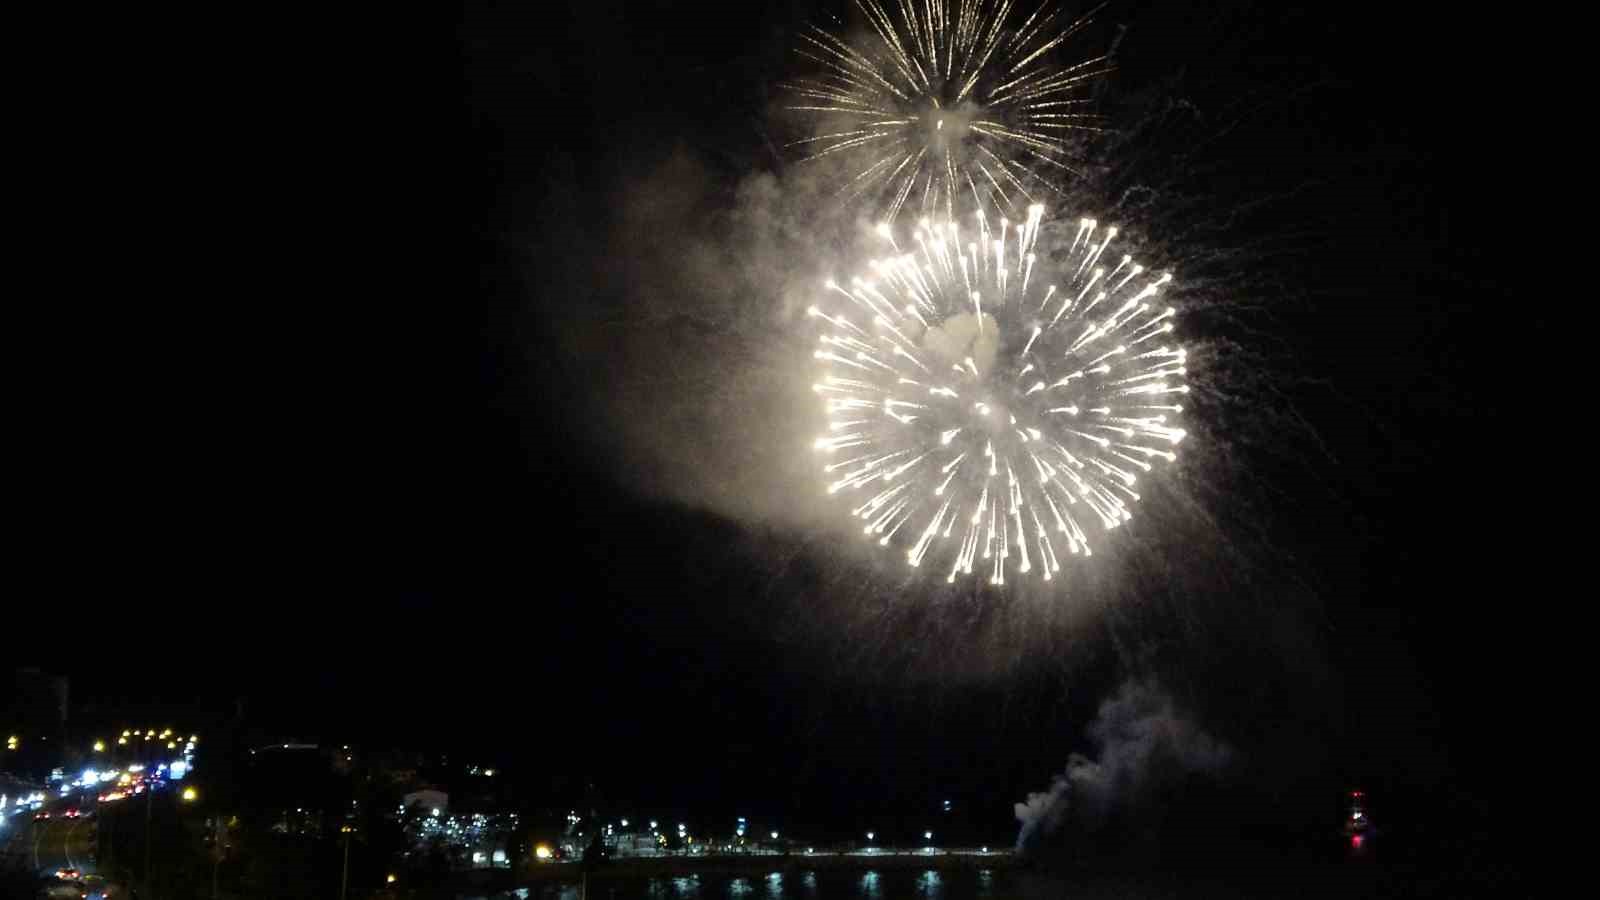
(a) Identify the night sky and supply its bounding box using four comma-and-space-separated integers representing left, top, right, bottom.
22, 0, 1548, 852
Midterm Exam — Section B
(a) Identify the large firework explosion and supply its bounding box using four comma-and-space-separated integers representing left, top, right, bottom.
810, 203, 1186, 585
785, 0, 1112, 222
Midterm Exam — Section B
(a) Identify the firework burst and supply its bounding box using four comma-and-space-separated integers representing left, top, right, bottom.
786, 0, 1111, 222
810, 204, 1186, 585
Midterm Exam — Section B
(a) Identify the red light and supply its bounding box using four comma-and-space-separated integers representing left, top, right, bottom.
1351, 834, 1364, 849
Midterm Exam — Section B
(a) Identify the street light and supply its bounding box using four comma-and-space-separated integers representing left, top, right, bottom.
93, 741, 105, 752
182, 787, 198, 802
339, 824, 358, 900
866, 832, 874, 841
924, 831, 933, 841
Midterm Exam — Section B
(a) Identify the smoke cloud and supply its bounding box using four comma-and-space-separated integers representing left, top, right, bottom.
569, 152, 876, 534
1014, 680, 1232, 851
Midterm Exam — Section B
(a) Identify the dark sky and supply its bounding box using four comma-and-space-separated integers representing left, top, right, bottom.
19, 0, 1549, 844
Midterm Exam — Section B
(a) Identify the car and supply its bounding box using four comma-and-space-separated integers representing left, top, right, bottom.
55, 867, 82, 880
63, 808, 80, 819
34, 811, 51, 820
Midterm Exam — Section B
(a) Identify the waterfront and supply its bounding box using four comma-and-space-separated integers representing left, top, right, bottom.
462, 863, 1436, 900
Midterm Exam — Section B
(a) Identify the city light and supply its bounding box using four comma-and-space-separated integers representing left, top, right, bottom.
386, 874, 397, 884
535, 845, 552, 860
866, 832, 874, 841
924, 831, 933, 840
770, 831, 779, 840
182, 787, 198, 802
93, 741, 105, 752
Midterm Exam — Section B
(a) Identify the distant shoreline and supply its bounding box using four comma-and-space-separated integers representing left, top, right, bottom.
518, 850, 1017, 882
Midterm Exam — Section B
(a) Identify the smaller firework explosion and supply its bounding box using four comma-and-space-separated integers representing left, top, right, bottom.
786, 0, 1111, 222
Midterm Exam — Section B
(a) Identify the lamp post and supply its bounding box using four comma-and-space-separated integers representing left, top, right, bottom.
211, 815, 225, 900
339, 824, 356, 900
143, 785, 153, 899
142, 784, 197, 898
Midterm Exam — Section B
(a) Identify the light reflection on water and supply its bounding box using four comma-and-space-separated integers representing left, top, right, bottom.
473, 868, 1007, 900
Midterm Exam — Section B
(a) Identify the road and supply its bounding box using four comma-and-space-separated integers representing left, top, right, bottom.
30, 815, 99, 877
7, 809, 131, 897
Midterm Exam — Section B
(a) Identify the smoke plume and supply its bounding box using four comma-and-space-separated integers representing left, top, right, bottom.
1014, 680, 1231, 851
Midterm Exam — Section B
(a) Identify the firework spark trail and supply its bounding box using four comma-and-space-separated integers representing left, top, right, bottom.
786, 0, 1111, 222
810, 204, 1186, 585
